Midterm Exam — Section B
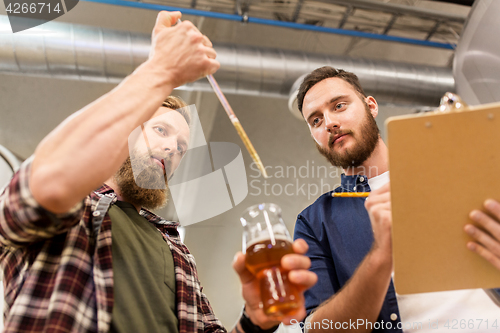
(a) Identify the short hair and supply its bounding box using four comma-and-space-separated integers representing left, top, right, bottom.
297, 66, 367, 115
162, 96, 191, 126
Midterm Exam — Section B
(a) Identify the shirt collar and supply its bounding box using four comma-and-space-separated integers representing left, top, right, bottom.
93, 184, 179, 228
95, 183, 115, 195
338, 174, 371, 193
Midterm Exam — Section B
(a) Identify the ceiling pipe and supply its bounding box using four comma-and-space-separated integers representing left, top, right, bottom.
0, 16, 455, 118
315, 0, 467, 22
81, 0, 456, 49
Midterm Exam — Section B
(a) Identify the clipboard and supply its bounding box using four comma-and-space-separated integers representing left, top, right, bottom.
386, 95, 500, 295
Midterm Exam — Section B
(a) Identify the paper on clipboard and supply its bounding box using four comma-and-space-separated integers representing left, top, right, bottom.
386, 100, 500, 295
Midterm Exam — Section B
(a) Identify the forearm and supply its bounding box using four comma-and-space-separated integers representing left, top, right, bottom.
31, 63, 174, 213
309, 249, 392, 333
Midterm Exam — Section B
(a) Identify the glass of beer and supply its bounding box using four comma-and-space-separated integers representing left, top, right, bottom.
240, 203, 302, 319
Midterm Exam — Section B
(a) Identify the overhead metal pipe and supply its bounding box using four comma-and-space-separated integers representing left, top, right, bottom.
319, 0, 467, 22
80, 0, 456, 49
0, 16, 454, 115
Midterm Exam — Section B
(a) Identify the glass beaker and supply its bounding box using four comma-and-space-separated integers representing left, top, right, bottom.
240, 203, 302, 319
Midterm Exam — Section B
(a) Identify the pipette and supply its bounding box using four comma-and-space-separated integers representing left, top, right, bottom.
175, 18, 268, 178
205, 75, 268, 178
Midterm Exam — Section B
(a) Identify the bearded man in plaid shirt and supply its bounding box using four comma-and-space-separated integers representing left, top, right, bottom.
0, 11, 316, 333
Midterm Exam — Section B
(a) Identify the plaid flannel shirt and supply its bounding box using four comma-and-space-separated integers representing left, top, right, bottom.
0, 157, 226, 333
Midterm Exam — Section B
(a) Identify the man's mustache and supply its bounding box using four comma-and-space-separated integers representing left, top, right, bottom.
328, 130, 353, 147
149, 152, 172, 174
129, 150, 173, 179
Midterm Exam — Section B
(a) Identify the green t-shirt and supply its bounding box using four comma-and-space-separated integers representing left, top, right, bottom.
108, 200, 178, 333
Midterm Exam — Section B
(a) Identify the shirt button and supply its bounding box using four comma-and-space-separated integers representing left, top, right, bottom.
390, 313, 398, 321
93, 211, 101, 217
359, 177, 365, 182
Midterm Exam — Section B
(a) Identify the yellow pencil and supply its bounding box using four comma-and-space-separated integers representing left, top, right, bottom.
332, 192, 370, 198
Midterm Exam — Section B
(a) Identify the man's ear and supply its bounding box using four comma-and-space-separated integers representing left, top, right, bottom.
365, 96, 379, 118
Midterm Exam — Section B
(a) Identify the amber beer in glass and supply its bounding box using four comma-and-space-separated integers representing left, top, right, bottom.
240, 203, 302, 319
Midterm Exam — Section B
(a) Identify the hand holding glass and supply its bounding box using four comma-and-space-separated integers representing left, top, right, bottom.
240, 203, 302, 319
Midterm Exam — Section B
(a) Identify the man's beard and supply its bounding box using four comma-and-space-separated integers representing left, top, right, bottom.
114, 151, 171, 210
316, 104, 380, 169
